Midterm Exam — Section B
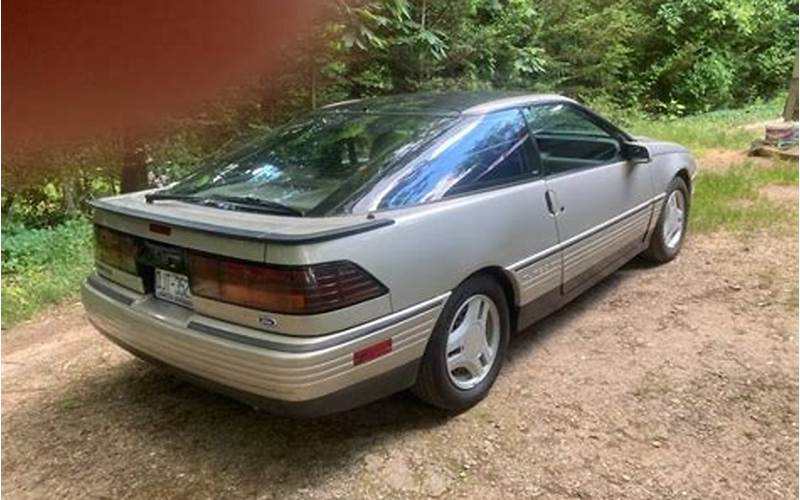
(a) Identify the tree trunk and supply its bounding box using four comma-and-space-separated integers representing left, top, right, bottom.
419, 0, 427, 82
120, 134, 148, 193
2, 192, 15, 219
261, 76, 277, 123
63, 177, 78, 215
783, 55, 798, 122
310, 61, 318, 110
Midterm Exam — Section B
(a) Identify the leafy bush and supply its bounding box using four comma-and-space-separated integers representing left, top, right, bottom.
645, 0, 797, 113
2, 218, 94, 327
338, 0, 797, 112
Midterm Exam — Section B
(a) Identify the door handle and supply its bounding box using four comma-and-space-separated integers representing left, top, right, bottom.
545, 190, 556, 214
545, 190, 565, 215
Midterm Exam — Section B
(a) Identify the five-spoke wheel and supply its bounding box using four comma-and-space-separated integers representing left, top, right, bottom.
642, 176, 690, 263
413, 275, 510, 412
662, 189, 686, 250
445, 295, 500, 390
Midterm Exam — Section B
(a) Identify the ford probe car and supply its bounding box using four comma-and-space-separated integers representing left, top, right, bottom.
82, 92, 695, 416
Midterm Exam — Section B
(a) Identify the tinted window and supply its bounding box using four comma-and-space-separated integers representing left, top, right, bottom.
166, 112, 455, 215
378, 109, 535, 209
523, 104, 621, 175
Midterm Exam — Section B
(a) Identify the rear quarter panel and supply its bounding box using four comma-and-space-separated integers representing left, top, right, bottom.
266, 180, 561, 311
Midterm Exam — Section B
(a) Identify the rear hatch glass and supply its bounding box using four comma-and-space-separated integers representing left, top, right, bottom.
159, 111, 455, 216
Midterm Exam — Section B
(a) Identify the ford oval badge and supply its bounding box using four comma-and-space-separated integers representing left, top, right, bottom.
258, 316, 278, 328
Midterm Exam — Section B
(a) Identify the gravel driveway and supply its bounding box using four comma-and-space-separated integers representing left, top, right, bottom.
3, 224, 797, 498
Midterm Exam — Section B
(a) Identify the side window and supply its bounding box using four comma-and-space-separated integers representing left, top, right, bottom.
379, 109, 537, 209
523, 104, 622, 175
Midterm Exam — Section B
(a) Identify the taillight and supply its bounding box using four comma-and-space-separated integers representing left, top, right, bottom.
94, 225, 138, 274
188, 254, 388, 314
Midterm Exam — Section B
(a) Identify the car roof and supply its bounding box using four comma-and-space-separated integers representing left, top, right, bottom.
320, 91, 574, 116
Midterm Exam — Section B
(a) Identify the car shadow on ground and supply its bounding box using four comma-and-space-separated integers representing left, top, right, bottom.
3, 258, 655, 493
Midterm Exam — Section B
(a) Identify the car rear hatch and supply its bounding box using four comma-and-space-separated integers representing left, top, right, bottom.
90, 191, 393, 335
92, 191, 392, 261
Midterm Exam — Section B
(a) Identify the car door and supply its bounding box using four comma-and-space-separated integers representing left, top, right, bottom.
522, 102, 655, 293
363, 109, 563, 310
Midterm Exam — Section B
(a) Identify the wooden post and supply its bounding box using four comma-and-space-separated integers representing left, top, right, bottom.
783, 55, 798, 121
310, 60, 318, 110
120, 132, 148, 193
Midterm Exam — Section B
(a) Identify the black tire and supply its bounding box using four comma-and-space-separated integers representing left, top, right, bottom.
413, 274, 510, 412
642, 176, 690, 263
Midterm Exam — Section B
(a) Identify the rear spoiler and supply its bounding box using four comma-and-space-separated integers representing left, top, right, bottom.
89, 199, 394, 245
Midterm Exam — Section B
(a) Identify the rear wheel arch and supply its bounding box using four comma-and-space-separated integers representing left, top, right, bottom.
460, 266, 520, 332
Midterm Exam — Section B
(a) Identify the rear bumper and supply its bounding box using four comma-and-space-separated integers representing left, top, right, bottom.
81, 275, 447, 416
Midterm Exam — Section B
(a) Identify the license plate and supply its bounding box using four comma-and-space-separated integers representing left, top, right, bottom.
155, 269, 192, 307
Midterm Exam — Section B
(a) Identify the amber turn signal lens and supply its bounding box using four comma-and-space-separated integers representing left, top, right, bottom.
94, 225, 138, 274
188, 254, 387, 315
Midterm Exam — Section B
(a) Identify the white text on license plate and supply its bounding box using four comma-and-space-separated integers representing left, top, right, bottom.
155, 269, 192, 307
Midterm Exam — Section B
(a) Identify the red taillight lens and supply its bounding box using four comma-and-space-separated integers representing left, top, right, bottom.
94, 225, 138, 274
188, 254, 387, 314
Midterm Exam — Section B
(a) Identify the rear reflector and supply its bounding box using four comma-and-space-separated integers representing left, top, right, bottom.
188, 254, 388, 315
353, 339, 393, 366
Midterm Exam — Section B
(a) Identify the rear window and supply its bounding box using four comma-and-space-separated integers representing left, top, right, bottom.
167, 111, 455, 215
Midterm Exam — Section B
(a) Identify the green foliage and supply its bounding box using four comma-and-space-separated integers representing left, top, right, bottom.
647, 0, 798, 113
3, 140, 122, 227
335, 0, 796, 112
690, 160, 798, 233
2, 218, 94, 327
536, 0, 647, 100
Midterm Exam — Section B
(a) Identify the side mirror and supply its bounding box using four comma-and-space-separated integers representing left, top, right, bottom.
621, 141, 651, 164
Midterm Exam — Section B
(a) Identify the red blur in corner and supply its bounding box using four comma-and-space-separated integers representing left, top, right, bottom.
2, 0, 324, 148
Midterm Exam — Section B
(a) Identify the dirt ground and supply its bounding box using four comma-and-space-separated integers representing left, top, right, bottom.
3, 202, 798, 499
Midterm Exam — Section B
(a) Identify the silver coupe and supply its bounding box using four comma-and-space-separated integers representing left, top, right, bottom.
82, 92, 696, 416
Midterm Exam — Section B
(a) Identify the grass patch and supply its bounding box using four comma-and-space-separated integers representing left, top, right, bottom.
2, 218, 94, 328
628, 96, 784, 153
690, 160, 798, 233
